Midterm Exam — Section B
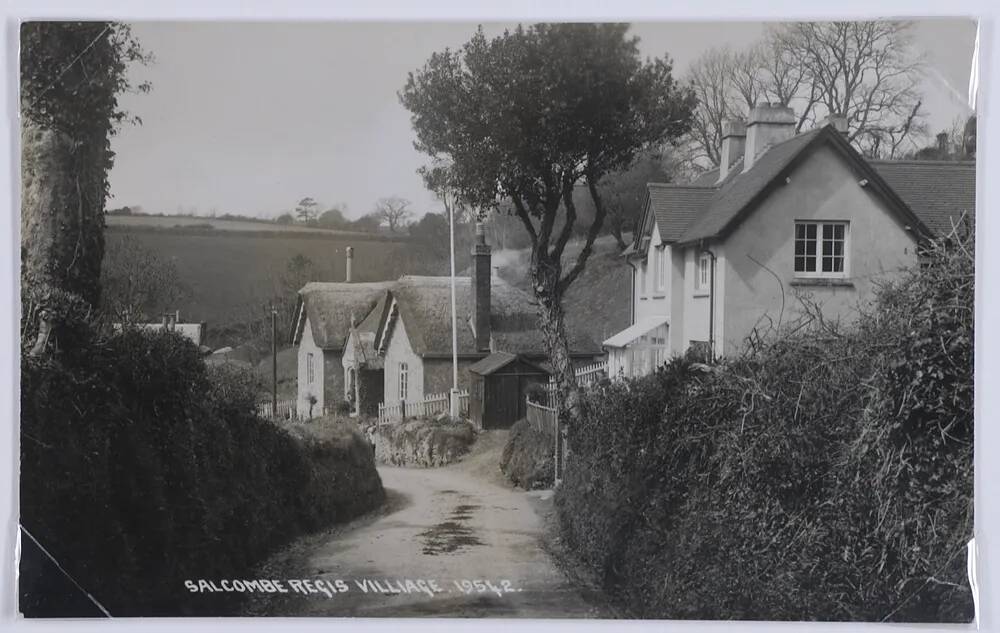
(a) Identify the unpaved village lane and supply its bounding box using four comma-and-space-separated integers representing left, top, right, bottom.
250, 462, 601, 617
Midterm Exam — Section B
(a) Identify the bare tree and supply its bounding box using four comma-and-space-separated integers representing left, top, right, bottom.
767, 21, 926, 157
683, 20, 927, 166
374, 196, 413, 232
684, 46, 768, 168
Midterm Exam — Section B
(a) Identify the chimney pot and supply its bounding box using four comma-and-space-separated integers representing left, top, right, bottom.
744, 104, 796, 172
937, 131, 950, 154
345, 246, 354, 282
821, 114, 848, 134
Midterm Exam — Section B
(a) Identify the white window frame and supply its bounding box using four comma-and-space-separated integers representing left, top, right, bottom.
794, 220, 849, 278
655, 245, 667, 293
307, 352, 315, 384
695, 253, 711, 293
398, 362, 408, 401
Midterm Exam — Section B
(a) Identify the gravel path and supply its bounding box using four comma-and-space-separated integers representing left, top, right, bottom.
246, 433, 600, 618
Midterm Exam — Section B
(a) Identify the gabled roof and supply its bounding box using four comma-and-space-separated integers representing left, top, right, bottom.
677, 129, 832, 244
291, 281, 395, 350
468, 351, 550, 376
633, 125, 964, 250
646, 184, 715, 242
871, 160, 976, 237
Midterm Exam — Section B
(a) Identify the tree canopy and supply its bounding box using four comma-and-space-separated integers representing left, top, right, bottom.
401, 23, 695, 417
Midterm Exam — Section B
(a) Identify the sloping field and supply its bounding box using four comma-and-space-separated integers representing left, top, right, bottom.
106, 213, 394, 239
105, 228, 410, 342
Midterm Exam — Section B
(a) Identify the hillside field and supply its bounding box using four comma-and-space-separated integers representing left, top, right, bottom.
105, 226, 411, 345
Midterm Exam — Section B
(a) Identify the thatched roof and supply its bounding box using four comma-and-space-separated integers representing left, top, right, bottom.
297, 274, 602, 359
292, 281, 395, 351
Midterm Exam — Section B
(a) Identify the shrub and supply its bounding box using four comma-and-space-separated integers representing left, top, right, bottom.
19, 328, 384, 616
499, 419, 555, 489
555, 229, 974, 621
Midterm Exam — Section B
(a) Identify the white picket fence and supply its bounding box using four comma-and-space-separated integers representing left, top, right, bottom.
574, 360, 608, 387
256, 398, 297, 421
377, 390, 470, 424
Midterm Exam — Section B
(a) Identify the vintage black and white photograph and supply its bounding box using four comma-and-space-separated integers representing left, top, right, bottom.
17, 17, 977, 621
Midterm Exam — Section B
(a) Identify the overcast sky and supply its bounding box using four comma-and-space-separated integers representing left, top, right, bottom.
106, 19, 977, 220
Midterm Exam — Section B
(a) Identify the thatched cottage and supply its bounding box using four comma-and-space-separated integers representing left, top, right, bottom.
294, 226, 603, 418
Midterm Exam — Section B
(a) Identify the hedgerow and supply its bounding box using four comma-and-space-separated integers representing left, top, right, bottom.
20, 327, 384, 616
556, 226, 974, 621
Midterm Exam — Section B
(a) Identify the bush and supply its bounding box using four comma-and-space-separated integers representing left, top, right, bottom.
499, 419, 555, 489
556, 229, 974, 622
19, 328, 384, 616
371, 417, 476, 467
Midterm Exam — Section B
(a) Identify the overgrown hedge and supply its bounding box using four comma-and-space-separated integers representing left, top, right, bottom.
20, 328, 384, 616
500, 419, 555, 489
556, 232, 974, 622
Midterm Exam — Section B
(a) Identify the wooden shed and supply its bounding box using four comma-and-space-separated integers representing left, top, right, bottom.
468, 352, 551, 430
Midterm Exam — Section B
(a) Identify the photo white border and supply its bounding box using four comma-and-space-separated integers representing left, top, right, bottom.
1, 1, 994, 632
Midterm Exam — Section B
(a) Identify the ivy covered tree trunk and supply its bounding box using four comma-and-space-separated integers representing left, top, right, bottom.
21, 120, 106, 308
19, 21, 149, 355
531, 252, 580, 427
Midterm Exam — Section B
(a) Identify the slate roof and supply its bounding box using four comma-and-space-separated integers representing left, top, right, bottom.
646, 184, 715, 242
871, 160, 977, 237
636, 125, 975, 250
677, 129, 822, 244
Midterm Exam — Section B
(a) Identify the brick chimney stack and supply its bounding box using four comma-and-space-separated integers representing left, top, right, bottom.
471, 222, 492, 351
744, 103, 796, 171
345, 246, 354, 282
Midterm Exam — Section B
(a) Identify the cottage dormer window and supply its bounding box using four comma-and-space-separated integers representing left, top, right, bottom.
795, 221, 848, 277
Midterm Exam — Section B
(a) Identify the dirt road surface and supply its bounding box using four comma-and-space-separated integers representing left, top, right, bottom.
246, 432, 603, 618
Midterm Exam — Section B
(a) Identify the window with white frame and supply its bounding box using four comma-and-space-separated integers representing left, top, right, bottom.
307, 352, 315, 384
398, 362, 408, 401
655, 246, 667, 293
695, 253, 711, 292
794, 221, 847, 276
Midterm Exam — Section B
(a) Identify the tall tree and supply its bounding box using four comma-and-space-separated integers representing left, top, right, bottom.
400, 23, 695, 422
374, 196, 413, 232
770, 20, 926, 157
594, 149, 676, 250
684, 20, 926, 167
20, 22, 150, 354
294, 196, 319, 223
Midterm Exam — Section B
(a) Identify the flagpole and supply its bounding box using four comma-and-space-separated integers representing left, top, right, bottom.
448, 197, 460, 418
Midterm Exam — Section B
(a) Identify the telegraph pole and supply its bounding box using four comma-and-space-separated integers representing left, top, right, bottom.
271, 306, 278, 419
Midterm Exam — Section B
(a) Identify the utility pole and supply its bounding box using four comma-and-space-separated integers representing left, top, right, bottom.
271, 306, 278, 419
448, 197, 461, 419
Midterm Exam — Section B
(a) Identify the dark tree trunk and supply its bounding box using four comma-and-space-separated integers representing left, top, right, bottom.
530, 251, 580, 426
